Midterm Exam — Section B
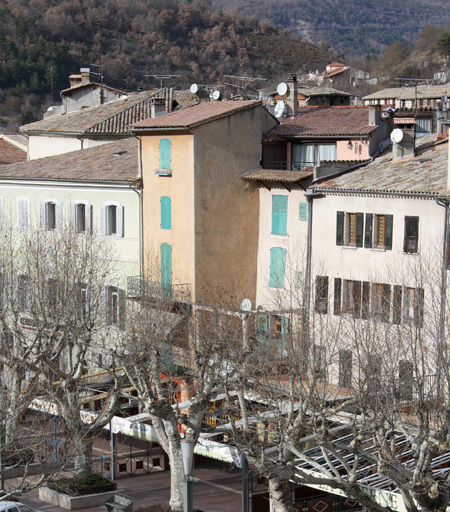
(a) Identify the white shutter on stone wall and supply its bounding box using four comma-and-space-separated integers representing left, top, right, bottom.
117, 206, 124, 238
86, 205, 92, 235
55, 202, 62, 232
70, 203, 76, 231
101, 205, 107, 235
40, 202, 46, 231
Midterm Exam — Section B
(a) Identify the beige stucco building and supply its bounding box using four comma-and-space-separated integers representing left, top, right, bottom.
130, 100, 278, 305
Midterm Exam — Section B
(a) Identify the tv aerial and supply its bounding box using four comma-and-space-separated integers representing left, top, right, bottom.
390, 128, 404, 144
274, 100, 285, 120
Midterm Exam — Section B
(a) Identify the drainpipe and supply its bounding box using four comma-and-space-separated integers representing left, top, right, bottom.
132, 133, 144, 281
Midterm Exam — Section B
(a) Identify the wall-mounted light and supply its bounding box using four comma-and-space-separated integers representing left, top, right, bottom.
347, 141, 353, 149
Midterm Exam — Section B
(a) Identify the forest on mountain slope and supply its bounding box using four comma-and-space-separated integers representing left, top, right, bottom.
210, 0, 450, 57
0, 0, 334, 129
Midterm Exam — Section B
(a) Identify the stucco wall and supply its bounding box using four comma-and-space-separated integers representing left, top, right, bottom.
336, 140, 369, 160
193, 106, 278, 304
140, 133, 196, 299
27, 135, 113, 160
63, 88, 122, 113
255, 185, 310, 311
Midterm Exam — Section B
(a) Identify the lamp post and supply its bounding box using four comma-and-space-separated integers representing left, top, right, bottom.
181, 439, 195, 512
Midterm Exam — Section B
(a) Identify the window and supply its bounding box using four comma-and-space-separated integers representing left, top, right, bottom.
161, 196, 172, 230
364, 354, 382, 385
46, 278, 59, 316
313, 345, 327, 380
371, 283, 391, 322
159, 138, 171, 169
41, 200, 62, 231
292, 143, 336, 167
299, 202, 307, 221
342, 280, 361, 317
101, 202, 124, 237
256, 315, 289, 340
398, 361, 414, 400
74, 282, 88, 322
105, 285, 123, 327
71, 201, 91, 234
403, 287, 424, 327
17, 197, 30, 230
160, 243, 173, 298
364, 214, 393, 250
339, 350, 352, 388
336, 211, 363, 247
315, 276, 328, 313
272, 195, 288, 235
404, 216, 419, 253
15, 275, 33, 312
415, 117, 431, 135
269, 247, 287, 288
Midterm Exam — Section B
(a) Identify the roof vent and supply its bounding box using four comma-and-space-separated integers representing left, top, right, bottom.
114, 151, 127, 156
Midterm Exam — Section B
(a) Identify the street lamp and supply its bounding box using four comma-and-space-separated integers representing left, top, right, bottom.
181, 439, 195, 512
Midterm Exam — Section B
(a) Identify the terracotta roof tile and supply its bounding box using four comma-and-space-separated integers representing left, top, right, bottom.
130, 100, 261, 130
242, 169, 313, 182
0, 138, 138, 182
313, 141, 449, 196
20, 91, 158, 136
363, 84, 450, 101
0, 139, 26, 165
268, 106, 377, 138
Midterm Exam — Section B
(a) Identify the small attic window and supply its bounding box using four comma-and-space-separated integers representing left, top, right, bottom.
114, 151, 127, 156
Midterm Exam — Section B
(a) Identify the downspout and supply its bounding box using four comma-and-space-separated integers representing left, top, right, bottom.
132, 133, 144, 281
435, 196, 449, 399
76, 135, 84, 151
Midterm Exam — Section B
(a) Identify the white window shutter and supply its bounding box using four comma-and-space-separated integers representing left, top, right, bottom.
16, 200, 21, 229
101, 205, 107, 235
86, 205, 92, 235
55, 202, 62, 231
117, 206, 124, 238
40, 202, 46, 231
70, 203, 76, 231
0, 197, 3, 228
101, 286, 107, 325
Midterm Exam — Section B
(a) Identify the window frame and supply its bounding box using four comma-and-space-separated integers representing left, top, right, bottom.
269, 247, 287, 288
315, 276, 329, 314
342, 279, 362, 317
339, 349, 352, 388
336, 211, 363, 247
101, 201, 124, 237
271, 195, 288, 236
41, 199, 62, 232
404, 216, 419, 253
71, 200, 91, 235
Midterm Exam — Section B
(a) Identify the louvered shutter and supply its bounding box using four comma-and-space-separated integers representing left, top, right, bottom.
385, 215, 393, 250
334, 278, 341, 315
117, 206, 124, 237
101, 205, 107, 235
159, 139, 171, 169
40, 202, 46, 231
364, 214, 373, 248
279, 196, 288, 235
272, 196, 280, 235
55, 202, 62, 232
336, 212, 344, 246
86, 205, 92, 235
161, 197, 171, 230
269, 247, 286, 288
356, 213, 364, 247
299, 202, 307, 221
70, 204, 76, 231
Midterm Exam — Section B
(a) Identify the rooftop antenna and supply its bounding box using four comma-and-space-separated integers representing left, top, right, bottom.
224, 75, 266, 96
144, 74, 181, 89
89, 63, 104, 84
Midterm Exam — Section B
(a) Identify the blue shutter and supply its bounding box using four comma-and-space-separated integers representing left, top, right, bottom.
269, 247, 287, 288
161, 197, 171, 230
159, 139, 171, 169
299, 202, 307, 221
160, 243, 172, 298
272, 196, 288, 235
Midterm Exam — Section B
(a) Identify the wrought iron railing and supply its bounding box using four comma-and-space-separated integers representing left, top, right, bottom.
127, 277, 191, 304
262, 160, 314, 170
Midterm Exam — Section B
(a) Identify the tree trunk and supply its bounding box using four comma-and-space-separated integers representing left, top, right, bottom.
163, 419, 184, 512
72, 432, 93, 477
268, 475, 293, 512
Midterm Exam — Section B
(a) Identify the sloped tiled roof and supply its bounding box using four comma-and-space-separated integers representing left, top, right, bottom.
0, 138, 138, 182
267, 106, 377, 138
326, 67, 349, 78
60, 82, 124, 96
130, 100, 261, 130
298, 86, 351, 97
20, 91, 158, 136
242, 169, 313, 182
363, 84, 450, 101
0, 138, 26, 165
312, 140, 449, 196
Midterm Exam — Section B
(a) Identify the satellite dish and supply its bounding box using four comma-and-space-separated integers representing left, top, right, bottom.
241, 298, 252, 312
212, 90, 221, 101
390, 128, 404, 144
277, 82, 288, 96
190, 83, 198, 94
274, 100, 285, 119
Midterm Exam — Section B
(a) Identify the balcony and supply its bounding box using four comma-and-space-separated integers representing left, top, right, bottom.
127, 277, 191, 305
262, 160, 314, 170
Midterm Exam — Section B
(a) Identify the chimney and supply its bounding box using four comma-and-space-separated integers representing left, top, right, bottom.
286, 74, 298, 117
368, 106, 381, 126
80, 68, 90, 84
392, 118, 415, 161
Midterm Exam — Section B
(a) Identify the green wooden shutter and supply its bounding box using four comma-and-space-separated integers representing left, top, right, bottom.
336, 212, 344, 246
161, 196, 171, 230
159, 139, 171, 169
256, 315, 268, 339
272, 196, 288, 235
160, 243, 172, 298
269, 247, 286, 288
299, 202, 307, 221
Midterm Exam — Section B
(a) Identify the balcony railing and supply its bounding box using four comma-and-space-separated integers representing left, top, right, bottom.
262, 160, 314, 170
127, 277, 191, 304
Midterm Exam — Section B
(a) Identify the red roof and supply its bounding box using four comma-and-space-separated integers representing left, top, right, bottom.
327, 62, 345, 68
267, 106, 377, 138
0, 139, 26, 165
130, 100, 261, 130
326, 68, 349, 78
